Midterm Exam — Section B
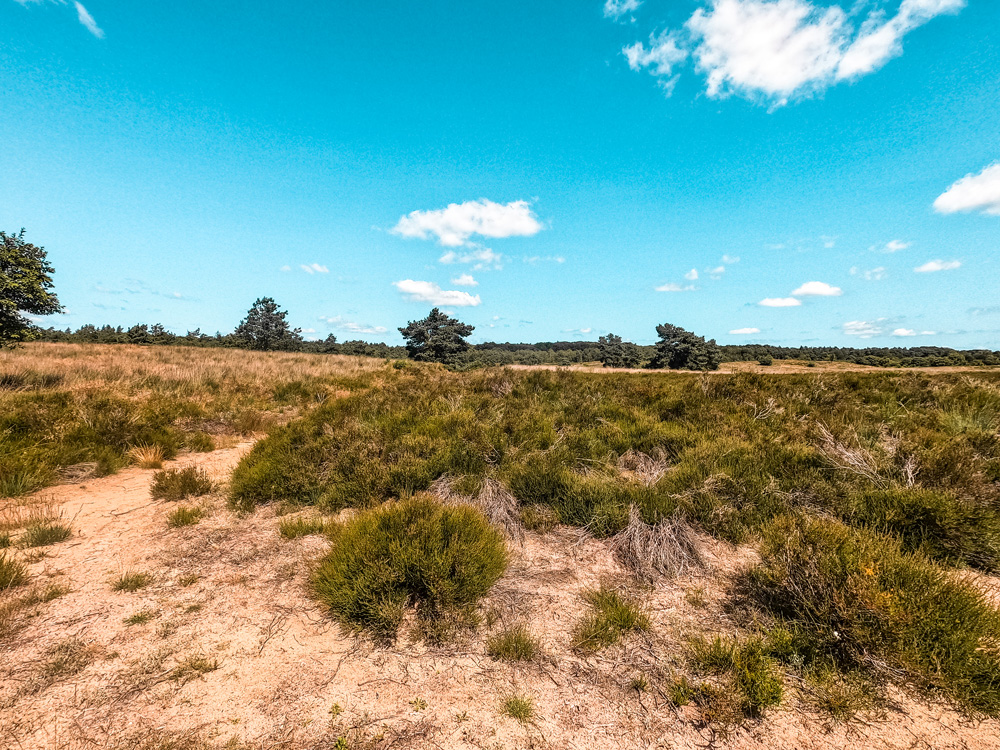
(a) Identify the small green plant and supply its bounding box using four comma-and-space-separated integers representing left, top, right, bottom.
278, 516, 328, 539
20, 521, 72, 548
486, 624, 540, 662
628, 674, 649, 692
112, 570, 152, 592
501, 695, 535, 723
571, 585, 651, 653
178, 573, 199, 587
171, 654, 219, 683
668, 676, 696, 706
312, 496, 507, 642
167, 506, 205, 528
0, 552, 29, 591
409, 697, 428, 711
185, 432, 216, 453
329, 703, 343, 718
151, 467, 213, 501
691, 636, 783, 718
124, 608, 157, 626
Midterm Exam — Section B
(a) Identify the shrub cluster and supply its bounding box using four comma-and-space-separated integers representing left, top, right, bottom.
151, 467, 213, 501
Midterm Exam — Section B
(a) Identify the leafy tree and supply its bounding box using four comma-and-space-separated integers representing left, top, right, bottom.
598, 333, 642, 368
234, 297, 303, 351
398, 308, 474, 365
127, 323, 151, 345
0, 230, 61, 346
647, 323, 721, 371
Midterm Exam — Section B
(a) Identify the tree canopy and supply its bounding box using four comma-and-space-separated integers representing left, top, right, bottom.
647, 323, 721, 371
598, 333, 642, 368
234, 297, 303, 351
398, 308, 474, 365
0, 230, 61, 346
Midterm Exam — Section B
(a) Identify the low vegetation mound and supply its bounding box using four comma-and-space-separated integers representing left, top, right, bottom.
312, 495, 507, 642
150, 467, 213, 501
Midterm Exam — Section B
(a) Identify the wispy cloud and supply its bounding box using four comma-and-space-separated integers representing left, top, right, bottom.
851, 266, 887, 281
318, 315, 388, 334
915, 259, 961, 273
392, 199, 543, 247
622, 0, 965, 107
843, 319, 885, 338
729, 327, 761, 334
604, 0, 641, 21
934, 162, 1000, 216
300, 263, 329, 274
722, 254, 740, 264
393, 279, 481, 307
439, 247, 504, 270
892, 328, 936, 337
74, 2, 104, 38
655, 282, 697, 292
684, 268, 699, 281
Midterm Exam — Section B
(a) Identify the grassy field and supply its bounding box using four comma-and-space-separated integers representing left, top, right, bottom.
3, 343, 1000, 747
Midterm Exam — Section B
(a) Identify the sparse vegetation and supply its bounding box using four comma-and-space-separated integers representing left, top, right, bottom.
124, 608, 157, 625
112, 570, 153, 592
691, 635, 783, 718
278, 515, 330, 539
19, 519, 72, 547
151, 467, 213, 501
572, 585, 651, 653
167, 505, 205, 527
312, 496, 507, 642
486, 624, 540, 662
0, 551, 29, 590
171, 654, 220, 683
500, 695, 535, 723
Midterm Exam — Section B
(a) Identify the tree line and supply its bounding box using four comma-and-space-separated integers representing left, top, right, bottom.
5, 230, 999, 371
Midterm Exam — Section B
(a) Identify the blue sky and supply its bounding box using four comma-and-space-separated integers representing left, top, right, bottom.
2, 0, 998, 347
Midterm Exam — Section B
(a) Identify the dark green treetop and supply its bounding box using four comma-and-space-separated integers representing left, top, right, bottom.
398, 307, 474, 365
0, 230, 62, 346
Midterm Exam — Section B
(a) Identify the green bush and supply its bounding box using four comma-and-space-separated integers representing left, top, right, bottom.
150, 467, 213, 501
746, 514, 1000, 716
184, 432, 216, 453
167, 506, 205, 527
487, 624, 540, 661
691, 636, 783, 718
278, 516, 329, 539
571, 585, 651, 653
312, 496, 507, 642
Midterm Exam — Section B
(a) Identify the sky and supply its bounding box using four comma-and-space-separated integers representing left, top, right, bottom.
2, 0, 998, 348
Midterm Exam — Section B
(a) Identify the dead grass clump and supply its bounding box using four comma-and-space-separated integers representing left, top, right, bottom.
617, 449, 670, 486
151, 467, 213, 501
610, 505, 705, 582
129, 444, 166, 469
431, 476, 524, 543
57, 461, 98, 484
40, 636, 93, 680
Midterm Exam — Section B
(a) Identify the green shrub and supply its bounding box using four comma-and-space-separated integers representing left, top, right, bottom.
278, 516, 329, 539
746, 515, 1000, 716
185, 432, 216, 453
151, 467, 213, 501
112, 570, 152, 592
486, 624, 540, 662
312, 496, 507, 642
20, 521, 72, 548
691, 636, 783, 718
0, 552, 29, 591
571, 585, 651, 653
167, 506, 205, 528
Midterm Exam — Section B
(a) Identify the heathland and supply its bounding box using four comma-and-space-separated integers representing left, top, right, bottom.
2, 343, 1000, 749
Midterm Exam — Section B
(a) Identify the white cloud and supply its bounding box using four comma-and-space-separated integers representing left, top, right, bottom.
393, 279, 481, 307
564, 327, 594, 335
628, 0, 965, 106
851, 266, 887, 281
843, 319, 884, 338
319, 316, 389, 335
438, 247, 504, 270
722, 254, 740, 264
914, 259, 961, 273
74, 2, 104, 38
759, 297, 802, 307
892, 328, 917, 337
792, 280, 842, 296
707, 265, 726, 277
523, 255, 566, 264
624, 31, 688, 86
883, 239, 911, 252
392, 199, 543, 247
604, 0, 641, 21
300, 263, 329, 274
730, 327, 761, 334
684, 268, 699, 281
451, 273, 478, 287
655, 282, 697, 292
933, 162, 1000, 216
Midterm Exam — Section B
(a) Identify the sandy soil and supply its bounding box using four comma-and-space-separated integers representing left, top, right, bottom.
2, 448, 999, 749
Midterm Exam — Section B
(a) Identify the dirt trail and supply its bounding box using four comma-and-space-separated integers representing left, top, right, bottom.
2, 448, 999, 749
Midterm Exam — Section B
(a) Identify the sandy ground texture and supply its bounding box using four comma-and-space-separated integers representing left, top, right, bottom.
2, 447, 1000, 750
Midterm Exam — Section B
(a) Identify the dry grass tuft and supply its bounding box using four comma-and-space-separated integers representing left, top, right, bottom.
430, 476, 524, 543
617, 449, 671, 486
610, 506, 705, 582
129, 444, 166, 469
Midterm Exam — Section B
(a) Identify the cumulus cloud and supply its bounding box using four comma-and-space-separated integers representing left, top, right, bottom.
392, 199, 543, 247
300, 263, 329, 274
393, 280, 481, 307
934, 162, 1000, 216
914, 259, 961, 273
759, 297, 802, 307
74, 2, 103, 38
623, 0, 965, 106
451, 273, 478, 287
319, 316, 388, 335
792, 281, 842, 296
843, 320, 884, 338
604, 0, 641, 21
438, 248, 504, 270
730, 327, 761, 334
655, 282, 697, 292
685, 268, 700, 281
